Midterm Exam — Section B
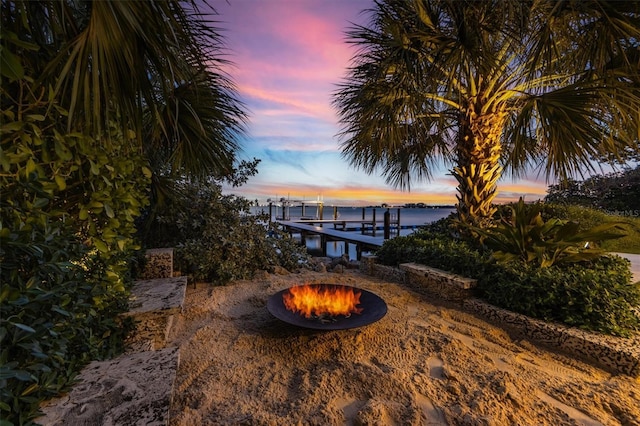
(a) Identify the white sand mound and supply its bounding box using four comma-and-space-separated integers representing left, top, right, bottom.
168, 269, 640, 426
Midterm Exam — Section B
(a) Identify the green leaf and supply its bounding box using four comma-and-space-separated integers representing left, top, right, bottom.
104, 203, 114, 218
54, 175, 66, 190
3, 31, 39, 51
32, 197, 49, 209
90, 160, 100, 175
0, 368, 32, 382
13, 323, 36, 333
21, 383, 39, 396
0, 121, 24, 132
13, 370, 33, 381
25, 276, 38, 289
93, 238, 108, 253
54, 139, 72, 161
51, 306, 70, 317
0, 45, 24, 80
25, 158, 36, 174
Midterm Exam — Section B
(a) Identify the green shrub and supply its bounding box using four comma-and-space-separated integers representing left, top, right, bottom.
475, 198, 626, 267
1, 197, 133, 423
376, 223, 640, 337
376, 224, 491, 277
477, 255, 640, 336
140, 179, 310, 284
1, 78, 147, 423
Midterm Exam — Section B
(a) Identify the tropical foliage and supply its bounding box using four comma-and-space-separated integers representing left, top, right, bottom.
1, 84, 148, 423
538, 203, 640, 254
1, 0, 247, 218
473, 198, 626, 267
333, 0, 640, 227
376, 218, 640, 337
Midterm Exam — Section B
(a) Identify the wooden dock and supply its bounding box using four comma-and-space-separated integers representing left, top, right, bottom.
277, 220, 389, 260
293, 219, 377, 233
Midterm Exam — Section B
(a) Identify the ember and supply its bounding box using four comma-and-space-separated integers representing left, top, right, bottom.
283, 284, 363, 319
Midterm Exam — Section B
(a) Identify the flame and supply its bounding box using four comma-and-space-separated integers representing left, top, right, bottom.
282, 284, 363, 318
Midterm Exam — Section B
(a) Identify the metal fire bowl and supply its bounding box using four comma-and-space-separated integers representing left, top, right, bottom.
267, 284, 387, 330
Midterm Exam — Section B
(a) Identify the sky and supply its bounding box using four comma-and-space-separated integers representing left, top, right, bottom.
215, 0, 550, 207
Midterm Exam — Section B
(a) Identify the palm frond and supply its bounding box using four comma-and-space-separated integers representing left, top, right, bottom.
145, 69, 247, 180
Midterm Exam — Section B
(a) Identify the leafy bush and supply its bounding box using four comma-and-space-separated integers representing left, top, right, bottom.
140, 178, 310, 284
545, 167, 640, 212
1, 195, 133, 423
538, 203, 610, 230
375, 219, 640, 337
1, 77, 147, 423
474, 198, 626, 267
376, 232, 490, 277
477, 255, 640, 336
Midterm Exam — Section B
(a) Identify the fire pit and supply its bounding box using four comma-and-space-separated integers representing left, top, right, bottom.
267, 283, 387, 330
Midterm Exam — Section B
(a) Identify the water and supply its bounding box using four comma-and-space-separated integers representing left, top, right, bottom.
253, 205, 456, 260
253, 205, 456, 228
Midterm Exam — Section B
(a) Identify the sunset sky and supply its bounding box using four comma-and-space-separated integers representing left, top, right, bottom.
215, 0, 550, 206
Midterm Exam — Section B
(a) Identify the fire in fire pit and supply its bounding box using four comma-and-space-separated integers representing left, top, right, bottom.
267, 284, 387, 330
283, 284, 363, 319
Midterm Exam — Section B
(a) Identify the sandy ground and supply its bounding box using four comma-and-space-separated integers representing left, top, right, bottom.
167, 268, 640, 426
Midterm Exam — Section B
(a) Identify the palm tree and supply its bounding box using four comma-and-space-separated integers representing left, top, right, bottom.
1, 0, 246, 181
333, 0, 640, 227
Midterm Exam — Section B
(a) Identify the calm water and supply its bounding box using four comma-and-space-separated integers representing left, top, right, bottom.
253, 205, 456, 259
253, 205, 456, 228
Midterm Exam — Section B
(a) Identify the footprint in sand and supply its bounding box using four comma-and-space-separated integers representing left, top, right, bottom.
536, 390, 604, 426
427, 357, 445, 379
335, 398, 364, 426
416, 393, 447, 425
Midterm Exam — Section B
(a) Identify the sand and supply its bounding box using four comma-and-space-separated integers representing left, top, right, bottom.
167, 268, 640, 426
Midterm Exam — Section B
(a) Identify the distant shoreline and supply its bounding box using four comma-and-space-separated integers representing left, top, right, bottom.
258, 203, 457, 209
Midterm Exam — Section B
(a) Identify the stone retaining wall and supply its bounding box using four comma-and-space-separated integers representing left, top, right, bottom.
359, 254, 406, 283
400, 262, 477, 302
464, 299, 640, 377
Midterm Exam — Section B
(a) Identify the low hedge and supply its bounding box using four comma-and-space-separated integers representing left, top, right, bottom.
376, 231, 640, 337
478, 255, 639, 336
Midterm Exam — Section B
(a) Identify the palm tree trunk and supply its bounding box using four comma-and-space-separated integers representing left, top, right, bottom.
453, 103, 507, 228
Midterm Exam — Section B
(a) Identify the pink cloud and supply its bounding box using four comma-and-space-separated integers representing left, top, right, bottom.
217, 0, 370, 127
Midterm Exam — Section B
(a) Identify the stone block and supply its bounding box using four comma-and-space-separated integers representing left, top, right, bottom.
360, 255, 406, 282
38, 347, 180, 425
359, 254, 378, 275
138, 248, 173, 280
400, 262, 477, 302
123, 276, 186, 350
125, 276, 187, 317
